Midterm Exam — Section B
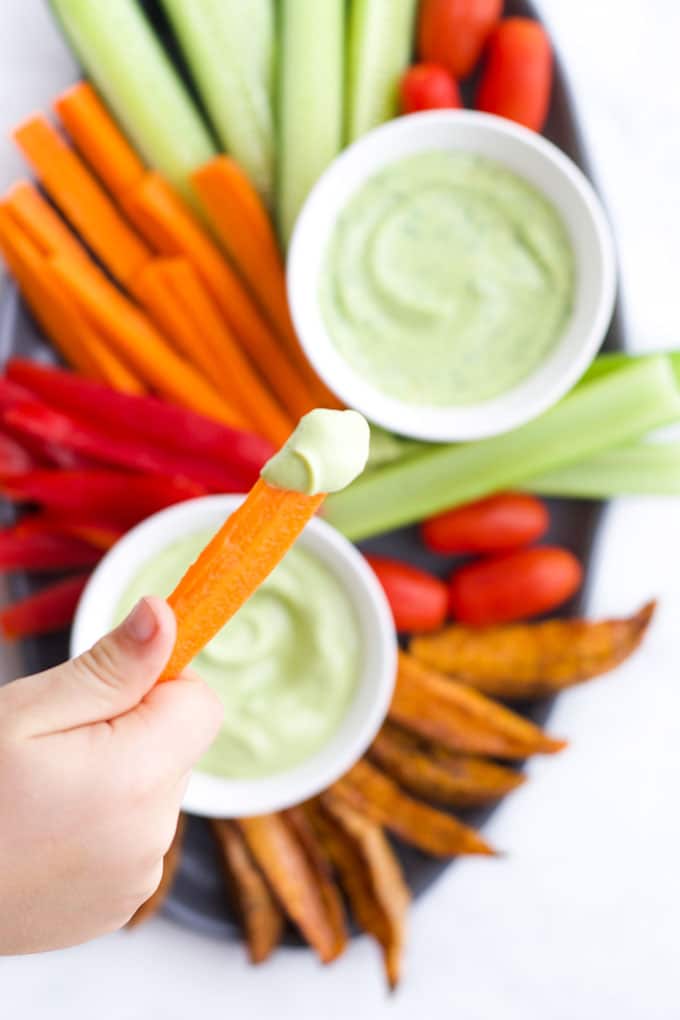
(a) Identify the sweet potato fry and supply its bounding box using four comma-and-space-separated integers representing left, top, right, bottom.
283, 807, 348, 960
127, 814, 186, 928
305, 798, 409, 990
328, 759, 494, 857
369, 723, 525, 808
410, 601, 656, 700
211, 819, 284, 964
391, 651, 566, 759
237, 813, 345, 963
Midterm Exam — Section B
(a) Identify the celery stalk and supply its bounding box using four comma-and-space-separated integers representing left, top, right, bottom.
345, 0, 418, 142
50, 0, 215, 205
244, 0, 275, 104
582, 349, 680, 387
526, 440, 680, 498
277, 0, 345, 246
160, 0, 275, 204
367, 425, 427, 471
324, 356, 680, 540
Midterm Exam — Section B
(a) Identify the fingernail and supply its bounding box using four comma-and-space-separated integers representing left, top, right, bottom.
124, 598, 158, 643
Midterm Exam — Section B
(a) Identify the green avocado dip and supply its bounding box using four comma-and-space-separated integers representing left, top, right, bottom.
262, 408, 370, 493
117, 529, 361, 779
320, 151, 575, 406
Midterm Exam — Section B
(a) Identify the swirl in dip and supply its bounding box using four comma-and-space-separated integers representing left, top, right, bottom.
118, 529, 360, 779
320, 151, 575, 406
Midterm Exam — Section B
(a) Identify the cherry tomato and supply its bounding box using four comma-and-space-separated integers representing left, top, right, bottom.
449, 546, 582, 625
400, 64, 462, 114
418, 0, 503, 78
421, 493, 549, 555
366, 554, 448, 633
475, 18, 553, 132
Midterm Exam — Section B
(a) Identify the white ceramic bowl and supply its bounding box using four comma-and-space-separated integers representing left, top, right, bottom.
288, 110, 617, 442
70, 495, 397, 818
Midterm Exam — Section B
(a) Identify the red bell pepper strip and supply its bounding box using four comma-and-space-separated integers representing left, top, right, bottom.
6, 359, 275, 474
31, 441, 94, 471
2, 469, 203, 524
0, 431, 36, 476
0, 572, 90, 638
0, 529, 102, 572
0, 378, 97, 469
3, 399, 255, 491
15, 512, 124, 550
0, 376, 34, 409
1, 426, 91, 471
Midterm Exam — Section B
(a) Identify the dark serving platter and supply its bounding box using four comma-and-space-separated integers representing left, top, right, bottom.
0, 0, 622, 943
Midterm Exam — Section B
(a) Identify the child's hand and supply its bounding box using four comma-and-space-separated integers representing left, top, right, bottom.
0, 597, 223, 954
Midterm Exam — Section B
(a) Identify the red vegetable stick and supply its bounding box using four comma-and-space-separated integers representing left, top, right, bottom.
0, 423, 92, 471
0, 573, 90, 638
15, 513, 125, 551
0, 376, 35, 410
0, 529, 102, 572
0, 431, 35, 477
6, 359, 275, 474
1, 470, 203, 523
2, 398, 256, 492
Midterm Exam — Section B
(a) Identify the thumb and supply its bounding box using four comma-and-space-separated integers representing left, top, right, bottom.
3, 597, 177, 737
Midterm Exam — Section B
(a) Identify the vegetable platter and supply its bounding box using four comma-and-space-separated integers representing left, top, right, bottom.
0, 0, 657, 988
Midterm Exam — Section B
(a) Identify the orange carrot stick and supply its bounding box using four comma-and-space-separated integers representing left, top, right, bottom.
49, 252, 246, 426
0, 223, 99, 379
13, 115, 150, 287
131, 258, 291, 443
160, 477, 325, 679
194, 157, 282, 264
124, 172, 320, 420
193, 156, 291, 341
130, 260, 222, 375
156, 259, 293, 445
3, 181, 88, 263
0, 209, 143, 393
54, 82, 146, 203
192, 157, 342, 411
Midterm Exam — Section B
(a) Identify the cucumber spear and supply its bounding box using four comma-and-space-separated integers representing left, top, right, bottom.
346, 0, 418, 142
277, 0, 345, 247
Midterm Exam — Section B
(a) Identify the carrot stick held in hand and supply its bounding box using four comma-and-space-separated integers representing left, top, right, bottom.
159, 409, 370, 680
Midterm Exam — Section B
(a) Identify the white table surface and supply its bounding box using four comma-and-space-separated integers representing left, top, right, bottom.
2, 2, 680, 1017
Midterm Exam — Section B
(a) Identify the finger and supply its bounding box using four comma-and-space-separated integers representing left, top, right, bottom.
3, 598, 177, 737
112, 672, 224, 782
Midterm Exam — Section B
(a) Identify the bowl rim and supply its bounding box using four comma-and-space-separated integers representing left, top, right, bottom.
287, 108, 617, 442
70, 494, 397, 818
